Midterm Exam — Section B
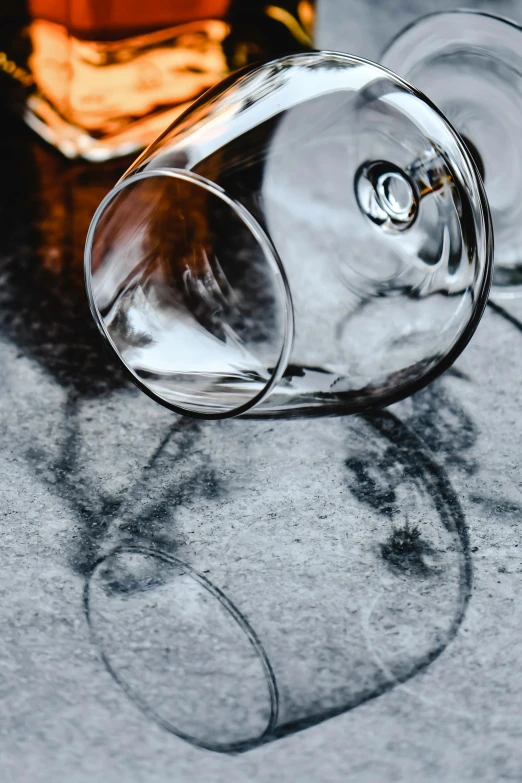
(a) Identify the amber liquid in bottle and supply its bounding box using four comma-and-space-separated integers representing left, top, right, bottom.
0, 0, 315, 160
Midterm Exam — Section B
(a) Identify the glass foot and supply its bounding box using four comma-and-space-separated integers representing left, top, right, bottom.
383, 10, 522, 296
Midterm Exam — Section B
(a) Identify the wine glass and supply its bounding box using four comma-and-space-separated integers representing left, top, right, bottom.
382, 9, 522, 295
84, 51, 491, 419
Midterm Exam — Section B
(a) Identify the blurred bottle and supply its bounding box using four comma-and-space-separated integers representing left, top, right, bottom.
0, 0, 315, 161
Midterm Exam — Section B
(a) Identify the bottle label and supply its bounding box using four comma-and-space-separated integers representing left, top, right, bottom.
28, 18, 230, 132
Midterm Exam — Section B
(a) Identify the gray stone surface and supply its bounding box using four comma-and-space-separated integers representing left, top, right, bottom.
3, 1, 522, 781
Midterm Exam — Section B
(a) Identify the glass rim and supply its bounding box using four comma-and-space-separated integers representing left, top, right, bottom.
382, 8, 522, 61
84, 167, 295, 419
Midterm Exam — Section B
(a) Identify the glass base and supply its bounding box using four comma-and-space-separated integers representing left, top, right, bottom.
382, 10, 522, 296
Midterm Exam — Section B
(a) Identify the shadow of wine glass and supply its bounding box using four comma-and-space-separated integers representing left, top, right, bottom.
84, 410, 471, 753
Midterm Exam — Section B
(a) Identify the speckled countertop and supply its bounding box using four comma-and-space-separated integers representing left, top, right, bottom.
2, 2, 522, 781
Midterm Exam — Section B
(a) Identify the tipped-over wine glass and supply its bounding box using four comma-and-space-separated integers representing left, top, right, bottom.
382, 9, 522, 295
85, 51, 491, 419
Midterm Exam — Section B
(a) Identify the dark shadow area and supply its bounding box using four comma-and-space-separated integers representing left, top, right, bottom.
0, 112, 132, 397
